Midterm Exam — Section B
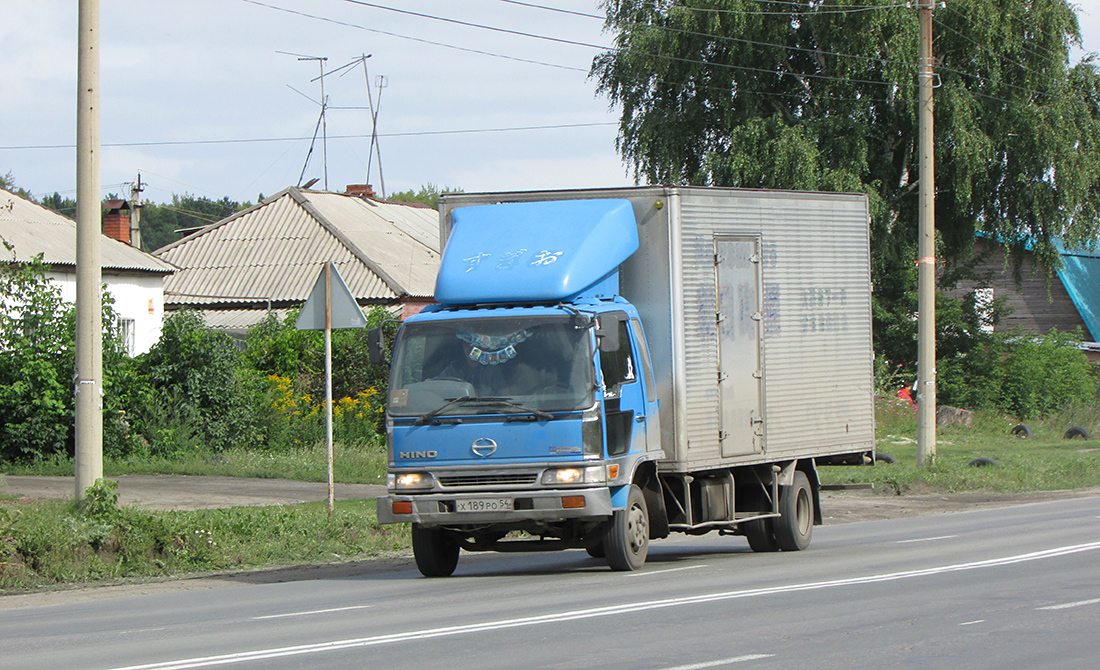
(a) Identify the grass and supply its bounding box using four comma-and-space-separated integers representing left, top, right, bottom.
0, 494, 409, 592
819, 396, 1100, 493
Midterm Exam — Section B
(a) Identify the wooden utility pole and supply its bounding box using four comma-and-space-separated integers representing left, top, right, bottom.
917, 0, 937, 467
75, 0, 103, 499
129, 173, 143, 249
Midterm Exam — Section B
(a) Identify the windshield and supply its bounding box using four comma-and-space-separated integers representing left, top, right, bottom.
388, 315, 595, 417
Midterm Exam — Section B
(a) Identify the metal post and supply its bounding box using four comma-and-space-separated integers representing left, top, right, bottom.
916, 0, 937, 467
75, 0, 103, 500
325, 263, 335, 516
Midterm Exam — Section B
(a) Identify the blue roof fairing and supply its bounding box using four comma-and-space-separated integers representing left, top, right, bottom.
434, 199, 639, 305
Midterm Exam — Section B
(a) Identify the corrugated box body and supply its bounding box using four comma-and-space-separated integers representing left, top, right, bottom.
440, 187, 875, 472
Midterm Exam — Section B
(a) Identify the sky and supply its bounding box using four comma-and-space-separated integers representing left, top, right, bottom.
1, 0, 1099, 208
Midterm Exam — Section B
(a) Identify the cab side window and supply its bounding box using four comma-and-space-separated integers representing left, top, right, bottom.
599, 319, 635, 398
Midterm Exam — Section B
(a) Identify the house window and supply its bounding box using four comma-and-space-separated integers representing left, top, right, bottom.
119, 318, 136, 356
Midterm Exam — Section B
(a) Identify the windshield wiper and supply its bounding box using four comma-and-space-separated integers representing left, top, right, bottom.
415, 396, 552, 425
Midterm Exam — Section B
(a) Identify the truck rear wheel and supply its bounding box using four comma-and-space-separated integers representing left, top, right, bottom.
773, 471, 813, 551
411, 524, 460, 577
742, 518, 779, 552
605, 484, 649, 571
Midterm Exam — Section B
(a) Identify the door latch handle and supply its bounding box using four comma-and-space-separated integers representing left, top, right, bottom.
636, 414, 646, 422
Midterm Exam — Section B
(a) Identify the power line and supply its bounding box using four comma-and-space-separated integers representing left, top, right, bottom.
240, 0, 587, 72
0, 122, 619, 152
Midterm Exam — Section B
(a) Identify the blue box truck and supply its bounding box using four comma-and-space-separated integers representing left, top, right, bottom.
371, 187, 875, 576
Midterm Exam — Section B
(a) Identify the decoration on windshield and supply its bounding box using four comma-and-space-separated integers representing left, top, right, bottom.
457, 329, 532, 366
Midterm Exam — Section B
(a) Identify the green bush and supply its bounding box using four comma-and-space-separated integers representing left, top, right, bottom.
938, 328, 1096, 419
1000, 330, 1097, 419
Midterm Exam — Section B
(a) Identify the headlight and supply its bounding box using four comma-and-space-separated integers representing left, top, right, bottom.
541, 465, 606, 486
393, 472, 433, 490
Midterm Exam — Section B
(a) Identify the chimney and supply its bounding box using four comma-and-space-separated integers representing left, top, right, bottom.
345, 184, 376, 200
103, 199, 131, 245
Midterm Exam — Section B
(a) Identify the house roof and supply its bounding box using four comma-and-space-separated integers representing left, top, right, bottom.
154, 187, 440, 308
1056, 247, 1100, 342
0, 187, 175, 274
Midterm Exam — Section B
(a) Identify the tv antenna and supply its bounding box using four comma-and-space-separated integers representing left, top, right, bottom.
280, 51, 330, 191
334, 54, 387, 198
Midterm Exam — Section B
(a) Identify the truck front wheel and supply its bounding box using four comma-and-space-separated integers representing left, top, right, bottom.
605, 484, 649, 571
773, 471, 813, 551
411, 524, 460, 577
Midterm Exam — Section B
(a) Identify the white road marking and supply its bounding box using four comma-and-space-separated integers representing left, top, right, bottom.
252, 605, 372, 620
1037, 597, 1100, 611
959, 620, 985, 626
110, 540, 1100, 670
660, 654, 774, 669
625, 565, 706, 578
896, 535, 957, 544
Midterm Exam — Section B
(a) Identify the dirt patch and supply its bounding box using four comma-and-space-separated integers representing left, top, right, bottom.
0, 474, 386, 510
820, 485, 1100, 524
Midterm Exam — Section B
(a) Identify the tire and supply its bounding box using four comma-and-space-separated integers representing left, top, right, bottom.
411, 524, 460, 577
1011, 424, 1032, 438
876, 452, 896, 464
773, 471, 813, 552
605, 484, 649, 571
743, 518, 779, 552
1064, 426, 1090, 440
968, 457, 999, 467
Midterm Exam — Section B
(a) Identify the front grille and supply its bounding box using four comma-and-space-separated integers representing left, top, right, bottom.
437, 473, 538, 487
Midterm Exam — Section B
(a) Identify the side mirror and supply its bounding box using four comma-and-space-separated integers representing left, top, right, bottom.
367, 326, 387, 365
595, 315, 620, 353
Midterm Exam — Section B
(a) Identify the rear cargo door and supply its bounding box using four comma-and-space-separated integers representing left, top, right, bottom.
715, 236, 763, 456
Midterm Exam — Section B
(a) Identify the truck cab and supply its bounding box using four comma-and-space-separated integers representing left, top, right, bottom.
376, 199, 665, 575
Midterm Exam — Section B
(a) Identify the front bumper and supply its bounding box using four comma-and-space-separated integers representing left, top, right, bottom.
377, 487, 614, 526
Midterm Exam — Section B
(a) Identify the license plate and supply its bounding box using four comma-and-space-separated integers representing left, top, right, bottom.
456, 498, 513, 512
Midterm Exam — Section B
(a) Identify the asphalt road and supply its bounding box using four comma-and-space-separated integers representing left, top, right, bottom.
1, 495, 1098, 669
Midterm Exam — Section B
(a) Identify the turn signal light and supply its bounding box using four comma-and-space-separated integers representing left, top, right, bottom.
608, 464, 620, 479
561, 495, 586, 509
392, 501, 413, 515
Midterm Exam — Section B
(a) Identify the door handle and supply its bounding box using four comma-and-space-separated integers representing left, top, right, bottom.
636, 414, 646, 422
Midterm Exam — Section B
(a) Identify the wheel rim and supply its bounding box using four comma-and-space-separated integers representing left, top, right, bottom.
795, 489, 811, 536
627, 502, 648, 554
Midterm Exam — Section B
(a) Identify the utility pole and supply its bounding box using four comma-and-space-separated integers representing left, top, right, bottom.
916, 0, 937, 467
75, 0, 103, 500
129, 172, 143, 250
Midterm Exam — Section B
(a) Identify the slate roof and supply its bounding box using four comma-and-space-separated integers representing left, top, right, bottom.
0, 187, 175, 274
154, 187, 440, 308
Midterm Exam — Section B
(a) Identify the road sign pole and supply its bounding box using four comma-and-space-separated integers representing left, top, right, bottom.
325, 263, 335, 517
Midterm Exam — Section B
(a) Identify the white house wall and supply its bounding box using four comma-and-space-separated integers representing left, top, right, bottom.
48, 270, 165, 356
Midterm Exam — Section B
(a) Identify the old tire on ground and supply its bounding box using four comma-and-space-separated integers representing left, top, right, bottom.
743, 518, 779, 552
774, 471, 813, 552
1011, 424, 1032, 438
1064, 426, 1090, 440
411, 524, 460, 577
876, 452, 896, 464
968, 457, 999, 467
605, 484, 649, 571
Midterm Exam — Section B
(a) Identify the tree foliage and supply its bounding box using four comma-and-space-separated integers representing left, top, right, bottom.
386, 183, 463, 210
138, 194, 249, 253
592, 0, 1100, 365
